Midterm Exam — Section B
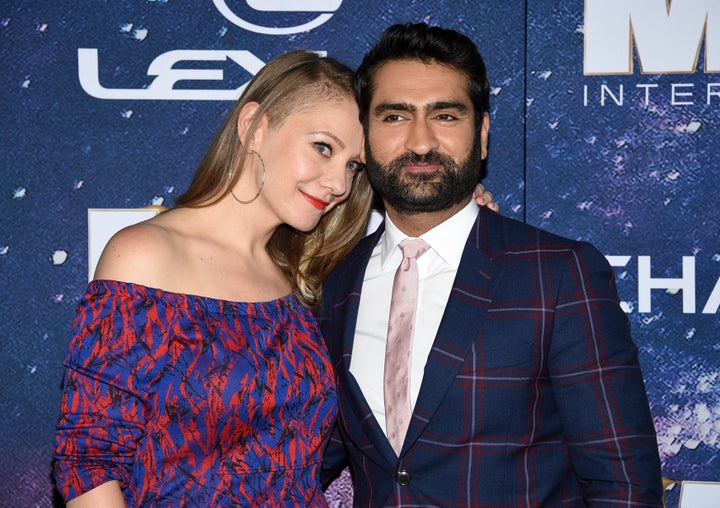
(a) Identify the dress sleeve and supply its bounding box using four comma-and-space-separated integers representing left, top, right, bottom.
52, 281, 161, 502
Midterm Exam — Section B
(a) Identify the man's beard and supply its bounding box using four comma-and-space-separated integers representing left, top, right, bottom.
365, 140, 483, 214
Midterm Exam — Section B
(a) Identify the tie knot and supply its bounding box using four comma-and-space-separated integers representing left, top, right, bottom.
399, 238, 430, 260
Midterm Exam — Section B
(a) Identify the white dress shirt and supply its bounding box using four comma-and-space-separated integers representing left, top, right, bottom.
350, 200, 480, 436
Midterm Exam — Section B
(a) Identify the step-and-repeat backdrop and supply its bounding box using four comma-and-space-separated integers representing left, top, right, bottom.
2, 1, 718, 506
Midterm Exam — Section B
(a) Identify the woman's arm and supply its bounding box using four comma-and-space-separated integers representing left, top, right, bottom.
66, 481, 125, 508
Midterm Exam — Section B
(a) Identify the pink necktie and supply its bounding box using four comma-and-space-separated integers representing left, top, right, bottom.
384, 238, 430, 455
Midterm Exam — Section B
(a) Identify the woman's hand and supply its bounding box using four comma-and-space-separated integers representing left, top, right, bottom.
473, 183, 499, 212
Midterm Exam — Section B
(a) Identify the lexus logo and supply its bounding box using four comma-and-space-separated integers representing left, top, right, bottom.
213, 0, 342, 35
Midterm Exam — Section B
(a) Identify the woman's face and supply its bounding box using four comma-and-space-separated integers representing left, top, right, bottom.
252, 94, 364, 232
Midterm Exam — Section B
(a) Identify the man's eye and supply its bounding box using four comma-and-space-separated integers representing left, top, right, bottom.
315, 142, 331, 156
435, 113, 458, 121
383, 114, 404, 123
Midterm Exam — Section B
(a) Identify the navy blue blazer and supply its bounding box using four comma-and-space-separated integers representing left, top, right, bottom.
318, 207, 663, 507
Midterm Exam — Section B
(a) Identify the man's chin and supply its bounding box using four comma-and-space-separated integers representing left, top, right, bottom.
387, 195, 455, 213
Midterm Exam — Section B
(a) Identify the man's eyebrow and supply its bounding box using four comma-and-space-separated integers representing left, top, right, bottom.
373, 102, 415, 115
373, 101, 469, 115
430, 101, 468, 112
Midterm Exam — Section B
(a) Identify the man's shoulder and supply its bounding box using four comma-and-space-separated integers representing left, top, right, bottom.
342, 223, 384, 262
478, 208, 605, 261
324, 224, 382, 285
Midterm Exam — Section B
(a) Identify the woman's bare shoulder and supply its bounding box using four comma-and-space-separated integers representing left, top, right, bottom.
93, 213, 180, 286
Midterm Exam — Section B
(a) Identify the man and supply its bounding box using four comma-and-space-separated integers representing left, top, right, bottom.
318, 23, 663, 506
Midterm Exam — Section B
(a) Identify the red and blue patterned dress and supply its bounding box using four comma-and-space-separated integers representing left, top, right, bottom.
53, 280, 337, 507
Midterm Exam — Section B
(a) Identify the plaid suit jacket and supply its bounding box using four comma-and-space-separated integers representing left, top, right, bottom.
318, 207, 663, 507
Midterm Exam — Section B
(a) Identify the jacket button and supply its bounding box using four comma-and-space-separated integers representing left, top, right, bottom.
396, 470, 412, 486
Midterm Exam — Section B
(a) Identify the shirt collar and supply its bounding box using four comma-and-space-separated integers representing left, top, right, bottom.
380, 200, 479, 269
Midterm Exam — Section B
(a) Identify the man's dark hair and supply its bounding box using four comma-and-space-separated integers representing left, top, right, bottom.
355, 22, 490, 134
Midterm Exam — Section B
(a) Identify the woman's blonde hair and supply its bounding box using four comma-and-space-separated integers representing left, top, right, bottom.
175, 50, 373, 308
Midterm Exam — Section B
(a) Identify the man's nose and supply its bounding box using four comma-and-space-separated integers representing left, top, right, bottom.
404, 119, 439, 155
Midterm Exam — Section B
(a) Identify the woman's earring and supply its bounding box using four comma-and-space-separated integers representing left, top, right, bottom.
230, 150, 266, 204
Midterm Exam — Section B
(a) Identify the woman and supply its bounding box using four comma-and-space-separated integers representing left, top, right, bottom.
53, 50, 372, 507
53, 50, 497, 506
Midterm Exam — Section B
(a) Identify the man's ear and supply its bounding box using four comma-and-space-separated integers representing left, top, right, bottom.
236, 101, 263, 148
480, 112, 490, 160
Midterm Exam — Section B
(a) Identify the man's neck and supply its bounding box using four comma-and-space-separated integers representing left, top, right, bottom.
384, 197, 473, 237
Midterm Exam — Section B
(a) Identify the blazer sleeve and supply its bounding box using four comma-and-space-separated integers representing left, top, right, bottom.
321, 422, 350, 489
317, 269, 351, 489
549, 242, 663, 505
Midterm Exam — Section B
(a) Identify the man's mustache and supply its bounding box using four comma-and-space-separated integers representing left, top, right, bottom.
390, 151, 455, 168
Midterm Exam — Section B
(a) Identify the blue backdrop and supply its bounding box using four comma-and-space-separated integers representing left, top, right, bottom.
1, 1, 717, 506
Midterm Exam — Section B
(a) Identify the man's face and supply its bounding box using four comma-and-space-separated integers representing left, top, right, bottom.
365, 59, 488, 213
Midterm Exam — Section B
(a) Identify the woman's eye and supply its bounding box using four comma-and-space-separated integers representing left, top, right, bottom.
347, 160, 365, 173
315, 142, 331, 156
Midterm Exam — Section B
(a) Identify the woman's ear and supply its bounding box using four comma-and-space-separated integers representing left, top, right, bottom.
236, 101, 263, 148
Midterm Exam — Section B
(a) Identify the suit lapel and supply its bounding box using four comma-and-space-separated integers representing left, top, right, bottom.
402, 214, 504, 451
337, 363, 399, 466
331, 225, 400, 466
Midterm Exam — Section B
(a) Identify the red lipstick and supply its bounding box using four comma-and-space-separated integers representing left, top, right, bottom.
301, 191, 329, 210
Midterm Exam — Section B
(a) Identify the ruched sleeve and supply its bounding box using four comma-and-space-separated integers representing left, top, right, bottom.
53, 280, 167, 502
